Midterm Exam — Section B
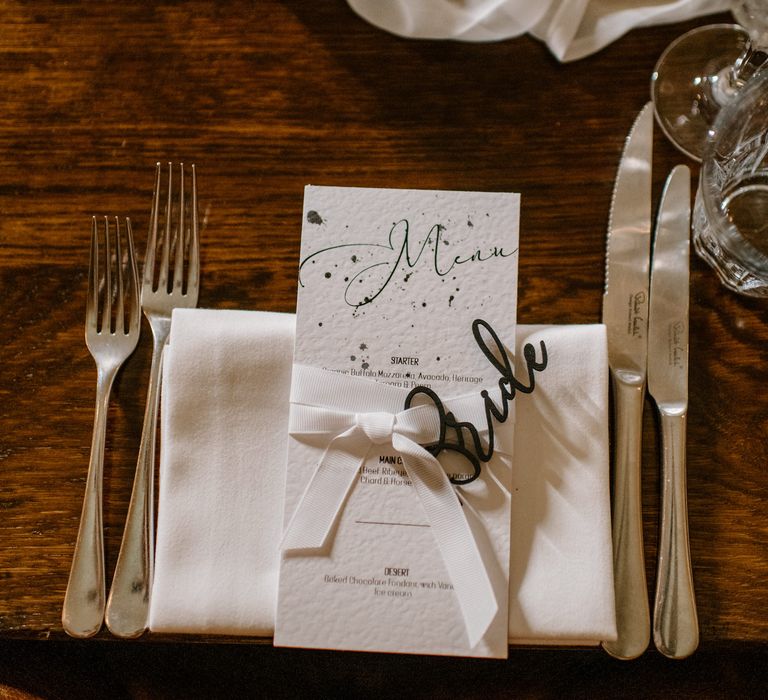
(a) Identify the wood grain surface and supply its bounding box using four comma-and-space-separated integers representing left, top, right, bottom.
1, 0, 767, 695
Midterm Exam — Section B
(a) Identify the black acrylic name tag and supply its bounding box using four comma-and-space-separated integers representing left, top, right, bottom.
404, 318, 548, 485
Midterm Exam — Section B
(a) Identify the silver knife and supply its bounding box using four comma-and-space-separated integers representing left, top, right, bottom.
649, 165, 698, 659
601, 103, 653, 660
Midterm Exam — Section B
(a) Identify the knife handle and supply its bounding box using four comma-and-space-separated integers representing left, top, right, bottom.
603, 374, 650, 660
653, 409, 698, 658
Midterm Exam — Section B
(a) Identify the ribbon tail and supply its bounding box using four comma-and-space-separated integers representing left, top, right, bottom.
395, 434, 498, 649
281, 428, 367, 553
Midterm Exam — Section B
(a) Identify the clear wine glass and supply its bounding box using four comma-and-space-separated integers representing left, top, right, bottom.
693, 71, 768, 296
651, 1, 768, 161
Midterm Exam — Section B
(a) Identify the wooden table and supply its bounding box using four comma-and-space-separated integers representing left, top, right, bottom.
1, 1, 766, 696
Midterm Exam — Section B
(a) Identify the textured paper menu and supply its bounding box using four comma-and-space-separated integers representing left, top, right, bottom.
274, 186, 520, 658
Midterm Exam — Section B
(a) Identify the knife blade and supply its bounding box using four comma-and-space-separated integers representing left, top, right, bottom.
601, 103, 653, 660
649, 164, 698, 659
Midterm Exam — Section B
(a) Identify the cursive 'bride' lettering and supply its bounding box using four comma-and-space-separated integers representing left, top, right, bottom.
404, 319, 548, 485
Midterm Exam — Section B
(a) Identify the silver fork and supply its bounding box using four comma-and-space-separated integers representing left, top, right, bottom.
62, 217, 141, 638
105, 162, 199, 637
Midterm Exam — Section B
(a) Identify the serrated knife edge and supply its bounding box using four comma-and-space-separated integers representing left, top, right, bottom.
603, 102, 654, 296
602, 102, 654, 378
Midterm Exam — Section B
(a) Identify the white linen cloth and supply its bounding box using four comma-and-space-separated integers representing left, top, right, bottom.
149, 309, 295, 635
149, 309, 616, 644
346, 0, 730, 62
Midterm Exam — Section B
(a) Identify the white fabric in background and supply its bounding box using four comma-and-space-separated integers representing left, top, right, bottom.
346, 0, 730, 61
149, 310, 616, 645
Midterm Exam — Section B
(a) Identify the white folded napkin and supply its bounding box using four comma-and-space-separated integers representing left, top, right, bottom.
346, 0, 730, 61
508, 325, 614, 644
149, 309, 616, 645
149, 309, 295, 635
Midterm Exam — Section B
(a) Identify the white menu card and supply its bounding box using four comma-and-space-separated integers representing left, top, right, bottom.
274, 186, 520, 658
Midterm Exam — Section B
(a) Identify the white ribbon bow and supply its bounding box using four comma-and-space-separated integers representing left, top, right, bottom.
282, 364, 506, 648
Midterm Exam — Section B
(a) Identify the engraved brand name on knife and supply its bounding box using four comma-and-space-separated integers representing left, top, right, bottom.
667, 320, 686, 368
625, 291, 648, 338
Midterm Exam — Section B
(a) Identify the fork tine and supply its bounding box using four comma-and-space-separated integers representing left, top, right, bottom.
103, 216, 112, 334
86, 217, 99, 332
188, 163, 200, 295
114, 217, 125, 334
157, 162, 173, 292
125, 218, 140, 334
173, 163, 185, 295
143, 163, 161, 290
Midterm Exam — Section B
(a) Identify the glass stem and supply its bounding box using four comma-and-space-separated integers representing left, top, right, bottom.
711, 39, 768, 108
731, 39, 768, 88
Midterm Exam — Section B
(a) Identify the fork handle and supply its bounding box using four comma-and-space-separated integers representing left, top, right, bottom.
62, 366, 116, 638
106, 334, 166, 638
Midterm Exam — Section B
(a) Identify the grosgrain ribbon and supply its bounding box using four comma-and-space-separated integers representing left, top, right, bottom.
282, 364, 508, 648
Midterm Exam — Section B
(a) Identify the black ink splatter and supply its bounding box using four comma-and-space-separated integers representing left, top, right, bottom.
350, 355, 356, 361
324, 272, 331, 279
362, 362, 369, 370
307, 210, 324, 225
359, 343, 367, 350
449, 295, 454, 307
351, 255, 357, 263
